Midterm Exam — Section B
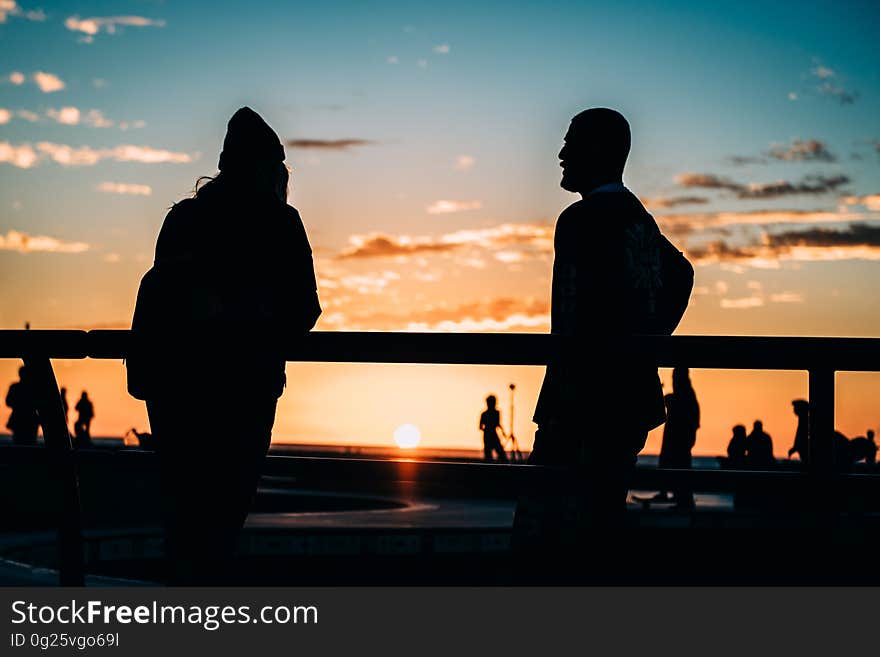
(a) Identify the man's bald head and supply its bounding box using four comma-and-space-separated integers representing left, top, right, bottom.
559, 108, 631, 193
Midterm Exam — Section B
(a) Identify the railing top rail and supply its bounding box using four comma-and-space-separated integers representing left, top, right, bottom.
1, 330, 879, 370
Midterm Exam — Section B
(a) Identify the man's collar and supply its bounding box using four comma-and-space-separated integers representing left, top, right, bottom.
583, 181, 626, 198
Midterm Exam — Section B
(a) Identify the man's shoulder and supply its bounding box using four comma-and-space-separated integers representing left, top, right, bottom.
558, 188, 647, 220
591, 187, 647, 213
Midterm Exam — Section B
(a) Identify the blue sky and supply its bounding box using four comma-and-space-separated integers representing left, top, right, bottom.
1, 0, 878, 327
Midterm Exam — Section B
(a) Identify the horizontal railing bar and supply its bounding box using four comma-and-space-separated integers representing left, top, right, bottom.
0, 330, 89, 359
1, 330, 879, 370
2, 446, 875, 493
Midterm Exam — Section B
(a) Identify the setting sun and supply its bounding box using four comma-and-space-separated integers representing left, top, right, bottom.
393, 424, 421, 449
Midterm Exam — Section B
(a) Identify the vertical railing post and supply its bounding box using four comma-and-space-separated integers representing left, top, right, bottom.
807, 367, 836, 525
22, 353, 85, 586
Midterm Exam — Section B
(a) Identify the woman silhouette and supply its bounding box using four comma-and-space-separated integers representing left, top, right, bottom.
129, 107, 321, 584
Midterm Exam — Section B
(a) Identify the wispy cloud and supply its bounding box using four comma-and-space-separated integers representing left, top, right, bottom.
5, 106, 142, 129
721, 296, 764, 309
767, 139, 836, 162
64, 15, 166, 42
285, 138, 375, 151
675, 172, 849, 199
0, 142, 38, 167
0, 108, 11, 124
811, 65, 835, 80
0, 229, 89, 254
337, 222, 553, 260
657, 208, 870, 234
809, 63, 858, 104
32, 71, 65, 93
96, 181, 152, 196
46, 106, 80, 125
494, 250, 526, 264
7, 71, 25, 85
426, 199, 482, 214
686, 223, 880, 267
338, 234, 460, 259
713, 282, 804, 306
43, 107, 142, 129
432, 44, 450, 54
641, 195, 708, 209
840, 194, 880, 212
0, 141, 195, 167
0, 1, 46, 23
454, 155, 475, 171
321, 296, 550, 332
726, 155, 767, 166
768, 223, 880, 250
770, 292, 804, 303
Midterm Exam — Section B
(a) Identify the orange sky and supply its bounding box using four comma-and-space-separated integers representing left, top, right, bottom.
2, 349, 878, 459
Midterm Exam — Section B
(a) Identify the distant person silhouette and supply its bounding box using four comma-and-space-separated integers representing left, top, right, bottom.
5, 366, 38, 445
60, 386, 69, 430
513, 108, 693, 557
73, 391, 94, 447
850, 430, 877, 464
726, 424, 748, 467
788, 399, 809, 463
479, 395, 508, 462
127, 107, 321, 584
655, 367, 700, 509
745, 421, 774, 467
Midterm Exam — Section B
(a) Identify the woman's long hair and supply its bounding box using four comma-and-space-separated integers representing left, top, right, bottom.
194, 161, 290, 203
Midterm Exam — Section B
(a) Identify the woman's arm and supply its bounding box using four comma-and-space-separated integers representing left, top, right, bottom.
283, 208, 322, 332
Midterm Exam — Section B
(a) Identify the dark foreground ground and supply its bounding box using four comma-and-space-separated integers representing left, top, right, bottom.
2, 444, 879, 586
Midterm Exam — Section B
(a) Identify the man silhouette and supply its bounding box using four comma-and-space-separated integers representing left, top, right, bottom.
514, 108, 669, 555
73, 391, 94, 448
850, 430, 877, 464
656, 367, 700, 509
479, 395, 508, 461
745, 420, 774, 467
727, 424, 748, 467
788, 399, 809, 464
5, 366, 39, 445
60, 386, 69, 430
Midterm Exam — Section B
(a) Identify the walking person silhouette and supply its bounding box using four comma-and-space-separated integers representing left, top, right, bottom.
5, 366, 38, 445
479, 395, 508, 461
60, 386, 69, 431
73, 391, 94, 448
127, 107, 321, 584
788, 399, 809, 464
513, 108, 693, 564
655, 367, 700, 509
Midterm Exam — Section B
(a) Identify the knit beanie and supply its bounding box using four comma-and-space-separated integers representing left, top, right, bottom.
218, 107, 285, 171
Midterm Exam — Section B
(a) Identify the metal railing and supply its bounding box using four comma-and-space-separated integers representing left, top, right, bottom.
2, 329, 880, 585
